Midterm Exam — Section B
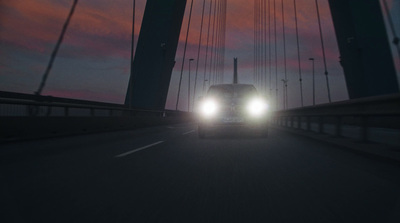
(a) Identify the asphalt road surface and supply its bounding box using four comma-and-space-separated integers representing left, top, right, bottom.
1, 123, 400, 223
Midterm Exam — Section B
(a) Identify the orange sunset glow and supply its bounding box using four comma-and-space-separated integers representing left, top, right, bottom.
0, 0, 399, 110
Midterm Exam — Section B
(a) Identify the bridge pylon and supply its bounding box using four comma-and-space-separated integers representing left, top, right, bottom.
125, 0, 187, 110
329, 0, 399, 99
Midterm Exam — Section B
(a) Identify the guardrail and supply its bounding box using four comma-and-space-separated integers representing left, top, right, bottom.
0, 91, 184, 117
0, 91, 191, 140
273, 93, 400, 143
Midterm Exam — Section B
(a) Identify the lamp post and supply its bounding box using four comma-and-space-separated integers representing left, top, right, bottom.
309, 58, 315, 105
188, 58, 194, 112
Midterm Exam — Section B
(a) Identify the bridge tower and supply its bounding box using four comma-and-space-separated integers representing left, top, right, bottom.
328, 0, 399, 99
125, 0, 187, 110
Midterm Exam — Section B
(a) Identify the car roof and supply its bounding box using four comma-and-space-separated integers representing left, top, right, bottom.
206, 84, 259, 97
208, 84, 256, 91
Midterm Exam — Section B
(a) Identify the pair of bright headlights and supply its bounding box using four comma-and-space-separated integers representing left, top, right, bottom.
199, 98, 269, 118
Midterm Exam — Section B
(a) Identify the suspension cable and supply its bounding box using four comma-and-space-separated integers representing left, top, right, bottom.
216, 0, 225, 84
281, 0, 288, 109
202, 0, 213, 94
253, 0, 259, 87
176, 0, 194, 110
315, 0, 331, 103
293, 0, 303, 107
208, 0, 217, 88
264, 0, 268, 92
382, 0, 400, 58
127, 0, 136, 108
193, 0, 206, 104
212, 0, 221, 85
259, 0, 262, 90
256, 0, 260, 89
216, 0, 222, 84
268, 0, 272, 96
219, 0, 224, 83
261, 0, 264, 89
213, 0, 219, 85
274, 0, 278, 108
36, 0, 79, 95
219, 0, 226, 84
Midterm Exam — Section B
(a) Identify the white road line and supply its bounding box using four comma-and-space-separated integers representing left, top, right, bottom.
182, 130, 195, 135
115, 141, 164, 158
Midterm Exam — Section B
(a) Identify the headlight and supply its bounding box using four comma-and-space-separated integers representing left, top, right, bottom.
247, 98, 268, 116
200, 98, 219, 117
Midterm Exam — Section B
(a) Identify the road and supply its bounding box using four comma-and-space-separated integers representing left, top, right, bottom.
1, 123, 400, 222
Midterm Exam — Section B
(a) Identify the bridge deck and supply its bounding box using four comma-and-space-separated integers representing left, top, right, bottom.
1, 124, 400, 222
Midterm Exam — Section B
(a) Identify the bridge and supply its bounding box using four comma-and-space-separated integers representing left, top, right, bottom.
1, 0, 400, 222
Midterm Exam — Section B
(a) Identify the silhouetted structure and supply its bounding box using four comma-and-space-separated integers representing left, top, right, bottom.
329, 0, 399, 99
125, 0, 187, 110
233, 57, 238, 84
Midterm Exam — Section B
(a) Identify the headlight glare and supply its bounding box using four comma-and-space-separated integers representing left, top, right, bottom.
200, 99, 218, 117
247, 98, 268, 116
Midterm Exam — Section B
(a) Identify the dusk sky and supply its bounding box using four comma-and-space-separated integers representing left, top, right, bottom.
0, 0, 399, 110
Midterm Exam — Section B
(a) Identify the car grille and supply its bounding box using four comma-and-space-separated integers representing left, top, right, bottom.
219, 104, 245, 117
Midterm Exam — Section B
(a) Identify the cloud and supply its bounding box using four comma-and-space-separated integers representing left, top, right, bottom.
0, 0, 142, 60
0, 0, 356, 107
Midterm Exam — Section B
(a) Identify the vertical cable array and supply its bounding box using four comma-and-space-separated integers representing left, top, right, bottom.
263, 0, 267, 92
253, 0, 260, 88
208, 0, 217, 87
221, 0, 227, 83
268, 0, 272, 97
260, 0, 264, 91
219, 0, 224, 84
216, 0, 222, 84
254, 0, 259, 91
274, 0, 278, 108
254, 0, 271, 95
212, 0, 219, 85
208, 0, 227, 86
212, 0, 220, 85
219, 0, 227, 84
257, 0, 260, 90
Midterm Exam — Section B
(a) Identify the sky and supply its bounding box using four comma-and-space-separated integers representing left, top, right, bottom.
0, 0, 399, 111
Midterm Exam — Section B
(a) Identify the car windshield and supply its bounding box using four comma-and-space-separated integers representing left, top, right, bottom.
207, 85, 257, 99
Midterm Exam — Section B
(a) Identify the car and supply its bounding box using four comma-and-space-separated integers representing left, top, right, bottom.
196, 84, 270, 138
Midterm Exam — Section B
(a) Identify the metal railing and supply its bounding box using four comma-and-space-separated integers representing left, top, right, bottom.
273, 93, 400, 143
0, 91, 186, 118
